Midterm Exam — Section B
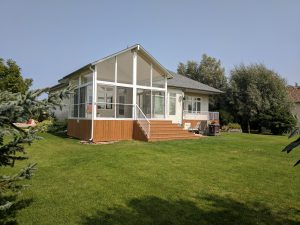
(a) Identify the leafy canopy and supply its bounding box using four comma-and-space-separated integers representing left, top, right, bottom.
228, 63, 296, 134
0, 58, 32, 94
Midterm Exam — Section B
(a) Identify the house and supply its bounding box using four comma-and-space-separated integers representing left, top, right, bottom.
51, 44, 222, 142
287, 85, 300, 126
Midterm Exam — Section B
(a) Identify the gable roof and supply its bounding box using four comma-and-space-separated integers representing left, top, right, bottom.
287, 86, 300, 103
167, 71, 223, 94
59, 44, 172, 82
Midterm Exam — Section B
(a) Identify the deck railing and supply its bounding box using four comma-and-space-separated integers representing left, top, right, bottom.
135, 104, 150, 138
183, 111, 219, 121
209, 112, 219, 121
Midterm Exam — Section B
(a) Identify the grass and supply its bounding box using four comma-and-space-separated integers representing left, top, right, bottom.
1, 133, 300, 224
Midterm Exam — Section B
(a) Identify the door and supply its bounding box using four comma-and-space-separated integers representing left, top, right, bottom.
167, 90, 183, 124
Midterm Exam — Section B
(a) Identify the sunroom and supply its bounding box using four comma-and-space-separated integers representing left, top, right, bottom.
68, 45, 171, 122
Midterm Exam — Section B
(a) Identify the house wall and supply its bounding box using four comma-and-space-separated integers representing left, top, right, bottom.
51, 97, 69, 121
292, 103, 300, 126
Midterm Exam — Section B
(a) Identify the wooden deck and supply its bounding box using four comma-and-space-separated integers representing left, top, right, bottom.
67, 119, 200, 142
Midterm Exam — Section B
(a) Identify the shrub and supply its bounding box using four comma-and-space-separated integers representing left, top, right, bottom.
48, 120, 67, 133
227, 123, 241, 130
35, 119, 54, 133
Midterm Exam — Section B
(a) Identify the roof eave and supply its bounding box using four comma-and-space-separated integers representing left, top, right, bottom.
168, 85, 224, 95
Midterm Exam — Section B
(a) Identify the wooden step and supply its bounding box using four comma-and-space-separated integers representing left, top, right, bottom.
150, 130, 192, 135
149, 136, 199, 142
136, 120, 201, 142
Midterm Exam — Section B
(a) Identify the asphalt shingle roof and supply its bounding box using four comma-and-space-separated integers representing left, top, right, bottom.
288, 86, 300, 103
167, 71, 223, 94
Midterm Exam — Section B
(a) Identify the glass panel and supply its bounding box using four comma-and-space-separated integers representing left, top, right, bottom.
169, 93, 176, 115
152, 66, 165, 88
96, 84, 115, 118
116, 87, 133, 118
96, 57, 115, 82
74, 89, 79, 104
197, 101, 201, 112
137, 53, 151, 86
192, 101, 197, 112
73, 105, 78, 117
137, 89, 151, 118
81, 73, 93, 84
152, 91, 165, 118
79, 87, 86, 104
79, 104, 85, 118
117, 51, 133, 84
116, 104, 133, 118
96, 103, 115, 118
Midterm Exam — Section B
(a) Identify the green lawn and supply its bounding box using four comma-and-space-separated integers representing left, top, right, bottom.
1, 133, 300, 225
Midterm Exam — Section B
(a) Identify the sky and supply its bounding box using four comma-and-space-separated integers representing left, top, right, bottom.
0, 0, 299, 89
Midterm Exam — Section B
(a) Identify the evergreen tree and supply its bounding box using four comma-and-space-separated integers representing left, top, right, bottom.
0, 86, 71, 215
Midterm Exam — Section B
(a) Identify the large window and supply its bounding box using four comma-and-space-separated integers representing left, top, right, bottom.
117, 51, 133, 84
184, 96, 201, 113
70, 84, 92, 118
137, 89, 151, 118
96, 85, 115, 118
152, 66, 165, 88
116, 87, 133, 118
152, 91, 165, 118
137, 53, 151, 86
96, 84, 133, 118
169, 93, 176, 115
97, 57, 115, 82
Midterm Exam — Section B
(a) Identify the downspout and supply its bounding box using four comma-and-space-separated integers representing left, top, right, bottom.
89, 65, 95, 142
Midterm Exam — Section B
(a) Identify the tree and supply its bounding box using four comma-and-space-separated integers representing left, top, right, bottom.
0, 58, 32, 94
228, 64, 296, 134
177, 54, 227, 91
0, 58, 71, 222
0, 88, 69, 217
177, 54, 228, 112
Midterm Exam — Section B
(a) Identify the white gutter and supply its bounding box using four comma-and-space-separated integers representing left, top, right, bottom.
89, 65, 95, 142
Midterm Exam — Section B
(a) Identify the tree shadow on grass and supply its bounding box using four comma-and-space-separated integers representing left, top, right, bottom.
0, 195, 33, 225
81, 194, 298, 225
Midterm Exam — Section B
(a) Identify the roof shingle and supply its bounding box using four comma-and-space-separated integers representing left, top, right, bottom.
167, 71, 223, 94
288, 86, 300, 103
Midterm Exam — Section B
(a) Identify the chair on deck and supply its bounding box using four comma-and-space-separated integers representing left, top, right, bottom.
188, 121, 208, 134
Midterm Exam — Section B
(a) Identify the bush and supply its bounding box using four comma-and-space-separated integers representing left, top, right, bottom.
48, 120, 67, 133
227, 123, 241, 130
35, 119, 54, 133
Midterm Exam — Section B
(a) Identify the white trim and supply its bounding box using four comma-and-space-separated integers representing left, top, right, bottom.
150, 64, 153, 119
164, 76, 168, 118
132, 51, 137, 119
96, 79, 166, 90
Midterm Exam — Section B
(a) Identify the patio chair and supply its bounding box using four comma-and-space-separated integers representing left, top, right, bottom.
188, 122, 201, 134
198, 120, 208, 134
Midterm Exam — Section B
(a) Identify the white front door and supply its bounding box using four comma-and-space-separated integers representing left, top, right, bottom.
167, 89, 183, 124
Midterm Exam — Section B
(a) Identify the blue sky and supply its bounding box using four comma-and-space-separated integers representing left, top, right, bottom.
0, 0, 299, 89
